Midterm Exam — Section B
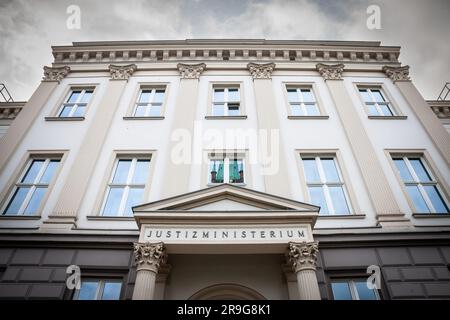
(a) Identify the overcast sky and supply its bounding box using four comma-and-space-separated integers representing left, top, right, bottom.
0, 0, 449, 101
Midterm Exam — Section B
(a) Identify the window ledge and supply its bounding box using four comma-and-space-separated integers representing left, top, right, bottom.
368, 115, 407, 120
87, 215, 136, 221
45, 116, 85, 121
205, 115, 248, 120
413, 213, 450, 219
123, 116, 165, 120
288, 115, 329, 120
317, 214, 366, 219
0, 215, 41, 220
207, 183, 246, 187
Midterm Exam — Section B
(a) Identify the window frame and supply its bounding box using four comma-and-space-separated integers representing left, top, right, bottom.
206, 82, 247, 119
72, 278, 124, 300
330, 279, 380, 300
283, 83, 328, 119
46, 85, 97, 120
124, 83, 169, 119
205, 151, 247, 186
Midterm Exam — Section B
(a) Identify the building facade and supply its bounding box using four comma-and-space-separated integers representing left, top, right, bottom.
0, 39, 449, 300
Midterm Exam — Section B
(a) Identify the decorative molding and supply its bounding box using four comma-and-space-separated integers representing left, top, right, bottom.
247, 62, 276, 79
286, 241, 319, 272
316, 63, 344, 80
133, 242, 167, 272
177, 63, 206, 79
109, 64, 137, 80
382, 65, 410, 82
0, 104, 22, 120
428, 102, 450, 119
43, 66, 70, 82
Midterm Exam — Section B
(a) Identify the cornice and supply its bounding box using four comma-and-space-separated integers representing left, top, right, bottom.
0, 102, 24, 120
427, 100, 450, 119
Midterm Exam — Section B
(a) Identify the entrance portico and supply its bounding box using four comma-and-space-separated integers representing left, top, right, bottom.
132, 184, 321, 300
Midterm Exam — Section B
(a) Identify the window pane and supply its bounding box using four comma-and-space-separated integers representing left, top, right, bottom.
101, 282, 122, 300
227, 104, 240, 116
287, 89, 299, 102
22, 160, 45, 183
213, 89, 224, 102
139, 90, 152, 103
229, 159, 244, 183
209, 160, 224, 183
132, 160, 150, 184
331, 282, 352, 300
371, 90, 385, 102
359, 89, 371, 102
80, 91, 93, 103
309, 186, 329, 214
112, 160, 132, 184
355, 281, 378, 300
76, 281, 99, 300
394, 159, 413, 182
67, 91, 81, 103
379, 104, 393, 116
212, 103, 225, 116
228, 88, 240, 101
102, 188, 124, 216
59, 105, 72, 117
406, 185, 430, 213
134, 105, 147, 117
301, 89, 315, 102
409, 158, 431, 182
367, 104, 378, 116
424, 185, 449, 213
3, 187, 30, 215
321, 158, 340, 182
291, 104, 303, 116
305, 104, 319, 116
149, 104, 161, 116
329, 186, 350, 214
302, 159, 320, 182
124, 188, 144, 216
23, 187, 46, 215
153, 90, 165, 103
72, 105, 86, 117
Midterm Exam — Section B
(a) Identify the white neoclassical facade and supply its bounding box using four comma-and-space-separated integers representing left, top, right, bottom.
0, 39, 449, 300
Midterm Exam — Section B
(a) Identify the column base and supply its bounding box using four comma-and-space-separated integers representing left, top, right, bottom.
39, 215, 77, 232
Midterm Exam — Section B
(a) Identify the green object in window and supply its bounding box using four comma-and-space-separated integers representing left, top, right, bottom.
216, 162, 224, 182
229, 160, 241, 182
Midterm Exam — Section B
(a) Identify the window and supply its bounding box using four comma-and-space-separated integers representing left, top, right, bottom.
358, 87, 394, 116
133, 88, 165, 117
287, 87, 320, 116
73, 279, 122, 300
101, 157, 151, 216
58, 88, 93, 117
2, 157, 61, 215
212, 87, 240, 116
393, 156, 449, 213
208, 155, 245, 184
301, 156, 351, 215
331, 280, 379, 300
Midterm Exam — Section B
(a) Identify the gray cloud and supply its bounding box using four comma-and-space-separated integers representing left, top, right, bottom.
0, 0, 448, 100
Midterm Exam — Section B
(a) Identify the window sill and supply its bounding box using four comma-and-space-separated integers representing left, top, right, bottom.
123, 116, 165, 120
207, 183, 246, 187
367, 115, 407, 120
45, 116, 85, 121
413, 213, 450, 219
317, 214, 366, 219
87, 215, 136, 221
205, 115, 248, 120
288, 115, 329, 120
0, 215, 41, 220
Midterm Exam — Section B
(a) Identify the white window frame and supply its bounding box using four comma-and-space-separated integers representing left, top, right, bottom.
208, 154, 245, 185
1, 157, 60, 215
302, 156, 352, 215
212, 87, 241, 116
133, 88, 166, 117
100, 157, 150, 216
58, 88, 93, 117
73, 279, 122, 300
332, 280, 380, 300
358, 87, 395, 116
393, 156, 449, 213
286, 87, 320, 116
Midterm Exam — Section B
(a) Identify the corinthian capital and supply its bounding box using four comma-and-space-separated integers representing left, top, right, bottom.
109, 64, 137, 80
316, 63, 344, 80
382, 65, 410, 82
177, 63, 206, 79
247, 62, 276, 79
134, 242, 167, 272
43, 66, 71, 83
286, 241, 319, 272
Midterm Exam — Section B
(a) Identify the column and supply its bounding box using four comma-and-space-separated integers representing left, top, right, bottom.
383, 66, 450, 166
286, 241, 321, 300
0, 66, 70, 172
40, 64, 137, 230
316, 63, 406, 226
160, 63, 206, 198
247, 63, 291, 198
132, 242, 167, 300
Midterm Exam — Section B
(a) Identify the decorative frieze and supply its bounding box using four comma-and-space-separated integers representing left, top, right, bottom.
382, 65, 411, 82
134, 242, 167, 272
109, 64, 137, 80
286, 241, 319, 272
177, 63, 206, 79
43, 66, 71, 82
247, 62, 276, 79
316, 63, 344, 80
